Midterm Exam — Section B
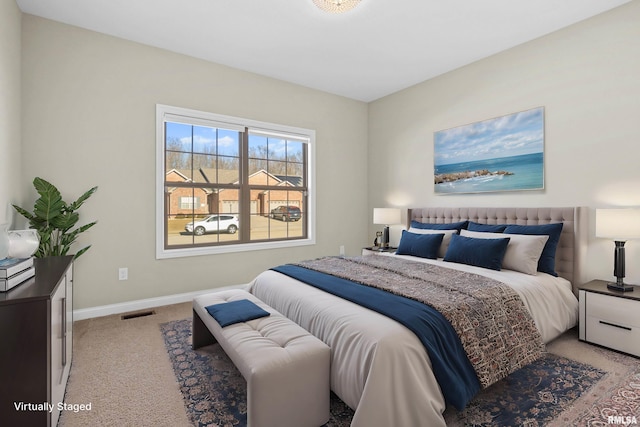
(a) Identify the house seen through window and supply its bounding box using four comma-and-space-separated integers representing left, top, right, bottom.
156, 105, 315, 258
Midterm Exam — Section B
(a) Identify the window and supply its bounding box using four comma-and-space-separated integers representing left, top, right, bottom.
179, 196, 200, 210
156, 105, 315, 258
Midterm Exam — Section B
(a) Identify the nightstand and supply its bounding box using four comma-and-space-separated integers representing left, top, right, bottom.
578, 279, 640, 357
362, 246, 397, 256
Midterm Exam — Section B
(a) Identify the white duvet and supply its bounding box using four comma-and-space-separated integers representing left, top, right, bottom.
249, 255, 578, 427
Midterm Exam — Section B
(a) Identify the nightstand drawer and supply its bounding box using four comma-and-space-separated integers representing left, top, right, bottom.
583, 291, 640, 357
585, 315, 640, 356
586, 292, 640, 328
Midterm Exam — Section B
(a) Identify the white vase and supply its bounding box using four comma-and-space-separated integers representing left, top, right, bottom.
7, 229, 40, 259
0, 224, 9, 259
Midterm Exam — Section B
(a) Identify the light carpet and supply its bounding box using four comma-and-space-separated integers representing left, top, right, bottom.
59, 302, 193, 427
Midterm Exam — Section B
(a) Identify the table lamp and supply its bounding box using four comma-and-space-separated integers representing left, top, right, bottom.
596, 208, 640, 292
373, 208, 401, 249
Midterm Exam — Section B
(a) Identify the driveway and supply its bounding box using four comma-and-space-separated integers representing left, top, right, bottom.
167, 214, 303, 246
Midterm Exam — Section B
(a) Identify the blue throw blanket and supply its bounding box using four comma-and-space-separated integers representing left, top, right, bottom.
271, 264, 480, 411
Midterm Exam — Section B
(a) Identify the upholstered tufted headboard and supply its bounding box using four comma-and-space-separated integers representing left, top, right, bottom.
407, 207, 588, 294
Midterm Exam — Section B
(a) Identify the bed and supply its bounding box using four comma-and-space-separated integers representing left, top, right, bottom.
248, 207, 587, 427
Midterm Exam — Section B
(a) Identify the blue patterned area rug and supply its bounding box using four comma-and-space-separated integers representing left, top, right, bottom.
161, 319, 610, 427
443, 353, 606, 426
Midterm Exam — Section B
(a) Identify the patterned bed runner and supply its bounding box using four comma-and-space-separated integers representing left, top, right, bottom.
293, 256, 545, 390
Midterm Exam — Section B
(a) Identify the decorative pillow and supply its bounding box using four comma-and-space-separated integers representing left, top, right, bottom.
205, 299, 270, 327
410, 220, 468, 231
396, 230, 444, 259
444, 233, 510, 271
466, 221, 508, 233
460, 230, 549, 275
503, 223, 564, 276
408, 228, 458, 258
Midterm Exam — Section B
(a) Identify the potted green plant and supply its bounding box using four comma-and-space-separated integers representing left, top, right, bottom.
13, 177, 98, 259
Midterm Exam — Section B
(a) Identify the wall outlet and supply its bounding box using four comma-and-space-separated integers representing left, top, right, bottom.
339, 245, 345, 256
118, 267, 128, 281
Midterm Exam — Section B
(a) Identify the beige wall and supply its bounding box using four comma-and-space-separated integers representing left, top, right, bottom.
20, 15, 368, 309
0, 0, 22, 226
368, 2, 640, 284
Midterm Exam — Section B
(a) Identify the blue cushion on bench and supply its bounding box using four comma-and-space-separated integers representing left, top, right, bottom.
205, 299, 270, 327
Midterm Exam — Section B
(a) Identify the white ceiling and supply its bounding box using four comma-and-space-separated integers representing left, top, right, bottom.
16, 0, 631, 102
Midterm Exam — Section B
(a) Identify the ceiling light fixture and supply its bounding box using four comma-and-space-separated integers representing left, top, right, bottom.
312, 0, 361, 14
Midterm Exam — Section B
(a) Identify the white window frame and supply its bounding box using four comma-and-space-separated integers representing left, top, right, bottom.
179, 196, 200, 210
156, 104, 316, 259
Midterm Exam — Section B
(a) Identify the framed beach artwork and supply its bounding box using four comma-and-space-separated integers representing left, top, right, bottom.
434, 107, 544, 194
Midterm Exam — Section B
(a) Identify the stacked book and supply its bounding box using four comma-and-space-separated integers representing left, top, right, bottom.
0, 257, 35, 292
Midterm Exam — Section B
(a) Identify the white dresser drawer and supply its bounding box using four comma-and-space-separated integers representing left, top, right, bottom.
582, 290, 640, 357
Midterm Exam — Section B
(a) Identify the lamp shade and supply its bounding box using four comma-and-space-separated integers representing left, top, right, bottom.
373, 208, 401, 225
596, 208, 640, 240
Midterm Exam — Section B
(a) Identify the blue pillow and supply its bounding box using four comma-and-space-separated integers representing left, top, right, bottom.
503, 223, 563, 276
444, 233, 510, 271
410, 220, 468, 231
396, 230, 444, 259
205, 299, 270, 327
467, 221, 508, 232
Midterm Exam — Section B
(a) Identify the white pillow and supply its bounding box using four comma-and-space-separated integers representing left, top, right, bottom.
460, 229, 549, 275
408, 228, 457, 258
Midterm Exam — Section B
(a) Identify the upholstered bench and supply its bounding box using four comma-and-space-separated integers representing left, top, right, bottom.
192, 289, 330, 427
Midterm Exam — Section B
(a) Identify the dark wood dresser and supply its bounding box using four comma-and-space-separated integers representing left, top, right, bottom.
0, 256, 74, 426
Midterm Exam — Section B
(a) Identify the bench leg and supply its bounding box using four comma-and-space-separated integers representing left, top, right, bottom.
192, 309, 217, 350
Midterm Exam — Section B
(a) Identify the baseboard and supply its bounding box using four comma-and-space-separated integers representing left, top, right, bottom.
73, 283, 251, 321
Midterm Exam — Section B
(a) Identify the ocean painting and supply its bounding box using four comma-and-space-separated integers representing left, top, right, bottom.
434, 107, 544, 194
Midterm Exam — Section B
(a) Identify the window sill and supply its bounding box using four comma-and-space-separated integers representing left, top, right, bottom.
156, 237, 316, 259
